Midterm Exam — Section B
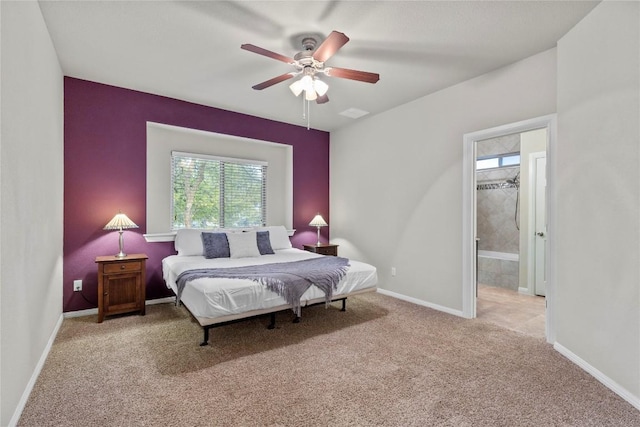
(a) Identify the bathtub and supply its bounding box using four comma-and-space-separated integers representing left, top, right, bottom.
477, 250, 519, 290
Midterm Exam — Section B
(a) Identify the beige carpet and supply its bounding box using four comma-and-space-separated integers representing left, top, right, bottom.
19, 293, 639, 426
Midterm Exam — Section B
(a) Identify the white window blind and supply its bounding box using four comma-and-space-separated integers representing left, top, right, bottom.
171, 151, 267, 229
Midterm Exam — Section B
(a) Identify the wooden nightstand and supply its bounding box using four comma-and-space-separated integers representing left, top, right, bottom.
303, 244, 339, 256
95, 253, 148, 323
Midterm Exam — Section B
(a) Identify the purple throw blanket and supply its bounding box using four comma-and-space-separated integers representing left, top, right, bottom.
176, 256, 351, 316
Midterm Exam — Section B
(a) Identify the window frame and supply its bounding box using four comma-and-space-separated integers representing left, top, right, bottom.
476, 152, 521, 170
145, 122, 293, 241
170, 150, 268, 230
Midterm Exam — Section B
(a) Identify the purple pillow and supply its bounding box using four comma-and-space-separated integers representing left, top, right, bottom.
201, 232, 230, 259
256, 231, 274, 255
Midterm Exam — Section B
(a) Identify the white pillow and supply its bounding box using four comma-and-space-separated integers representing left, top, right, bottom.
174, 229, 208, 256
175, 228, 245, 256
254, 225, 292, 250
226, 231, 261, 258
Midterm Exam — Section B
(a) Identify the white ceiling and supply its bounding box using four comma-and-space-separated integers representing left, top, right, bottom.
38, 1, 599, 131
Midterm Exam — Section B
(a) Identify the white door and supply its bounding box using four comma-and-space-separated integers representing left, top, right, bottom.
534, 155, 547, 296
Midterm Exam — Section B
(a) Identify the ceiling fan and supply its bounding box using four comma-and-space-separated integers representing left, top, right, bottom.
241, 30, 380, 105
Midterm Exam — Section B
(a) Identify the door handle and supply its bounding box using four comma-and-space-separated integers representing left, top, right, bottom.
536, 232, 545, 237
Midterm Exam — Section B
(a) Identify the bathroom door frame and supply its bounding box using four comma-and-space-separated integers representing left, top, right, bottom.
462, 114, 557, 343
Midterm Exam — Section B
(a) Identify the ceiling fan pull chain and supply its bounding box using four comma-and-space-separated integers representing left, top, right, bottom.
307, 100, 311, 130
302, 95, 306, 119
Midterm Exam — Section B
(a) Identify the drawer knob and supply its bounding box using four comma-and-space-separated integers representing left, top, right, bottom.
120, 265, 126, 270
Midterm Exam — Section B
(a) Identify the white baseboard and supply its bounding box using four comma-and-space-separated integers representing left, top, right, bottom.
63, 297, 176, 318
518, 286, 534, 295
9, 313, 64, 427
63, 307, 98, 318
376, 288, 465, 318
554, 342, 640, 411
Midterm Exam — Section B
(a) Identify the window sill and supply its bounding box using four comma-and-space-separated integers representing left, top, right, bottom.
143, 232, 177, 243
143, 229, 296, 243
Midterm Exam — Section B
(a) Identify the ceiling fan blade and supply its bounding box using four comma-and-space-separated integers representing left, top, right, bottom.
241, 44, 295, 64
252, 73, 295, 90
312, 31, 349, 63
316, 94, 329, 104
326, 67, 380, 84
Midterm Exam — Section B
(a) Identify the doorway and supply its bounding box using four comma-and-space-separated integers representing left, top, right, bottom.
462, 115, 556, 343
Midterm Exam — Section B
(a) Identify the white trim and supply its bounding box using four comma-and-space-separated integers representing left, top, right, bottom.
477, 250, 519, 262
554, 342, 640, 411
172, 150, 268, 167
143, 231, 177, 243
145, 297, 176, 305
377, 288, 466, 318
8, 314, 64, 427
462, 133, 477, 319
545, 117, 557, 344
63, 297, 177, 318
63, 307, 98, 318
462, 114, 557, 343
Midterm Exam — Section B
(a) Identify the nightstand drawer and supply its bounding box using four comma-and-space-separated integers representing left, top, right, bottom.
303, 244, 338, 256
104, 261, 142, 274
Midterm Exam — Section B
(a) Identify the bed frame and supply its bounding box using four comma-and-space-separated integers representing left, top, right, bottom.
181, 287, 376, 346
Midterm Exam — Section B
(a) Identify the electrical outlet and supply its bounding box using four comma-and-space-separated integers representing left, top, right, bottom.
391, 267, 396, 277
73, 279, 82, 292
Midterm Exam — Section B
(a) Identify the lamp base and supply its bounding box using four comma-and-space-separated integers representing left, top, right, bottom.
116, 230, 127, 258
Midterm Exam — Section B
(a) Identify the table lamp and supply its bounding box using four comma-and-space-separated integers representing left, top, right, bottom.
104, 211, 138, 257
309, 213, 328, 246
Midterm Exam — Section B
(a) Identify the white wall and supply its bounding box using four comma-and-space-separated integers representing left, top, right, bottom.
331, 48, 556, 311
0, 2, 64, 425
556, 0, 639, 404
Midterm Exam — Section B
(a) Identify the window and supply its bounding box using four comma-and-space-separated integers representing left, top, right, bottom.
476, 153, 520, 170
146, 123, 292, 238
171, 151, 267, 229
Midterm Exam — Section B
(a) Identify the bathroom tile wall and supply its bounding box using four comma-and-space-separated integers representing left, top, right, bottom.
476, 133, 520, 290
476, 133, 521, 253
477, 256, 520, 291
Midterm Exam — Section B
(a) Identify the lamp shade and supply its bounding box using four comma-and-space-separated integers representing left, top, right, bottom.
104, 211, 138, 258
300, 75, 314, 92
313, 79, 329, 96
104, 212, 138, 230
305, 89, 318, 101
309, 214, 328, 227
289, 80, 303, 97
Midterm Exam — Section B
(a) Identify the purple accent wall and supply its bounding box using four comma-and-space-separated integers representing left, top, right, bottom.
64, 77, 330, 312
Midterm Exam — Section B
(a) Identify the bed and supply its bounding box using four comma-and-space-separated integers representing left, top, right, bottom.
162, 226, 378, 345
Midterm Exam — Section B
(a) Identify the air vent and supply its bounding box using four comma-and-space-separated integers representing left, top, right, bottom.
339, 108, 370, 119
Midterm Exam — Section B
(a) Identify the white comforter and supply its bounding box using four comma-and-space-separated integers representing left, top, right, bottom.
162, 248, 378, 320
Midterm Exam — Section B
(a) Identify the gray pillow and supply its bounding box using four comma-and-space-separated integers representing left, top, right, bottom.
201, 232, 230, 259
256, 231, 274, 255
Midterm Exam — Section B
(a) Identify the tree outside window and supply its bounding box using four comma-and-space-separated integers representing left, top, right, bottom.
171, 152, 266, 229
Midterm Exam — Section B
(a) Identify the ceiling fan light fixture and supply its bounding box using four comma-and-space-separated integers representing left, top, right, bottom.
300, 75, 314, 92
305, 89, 318, 101
289, 80, 303, 97
313, 79, 329, 96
